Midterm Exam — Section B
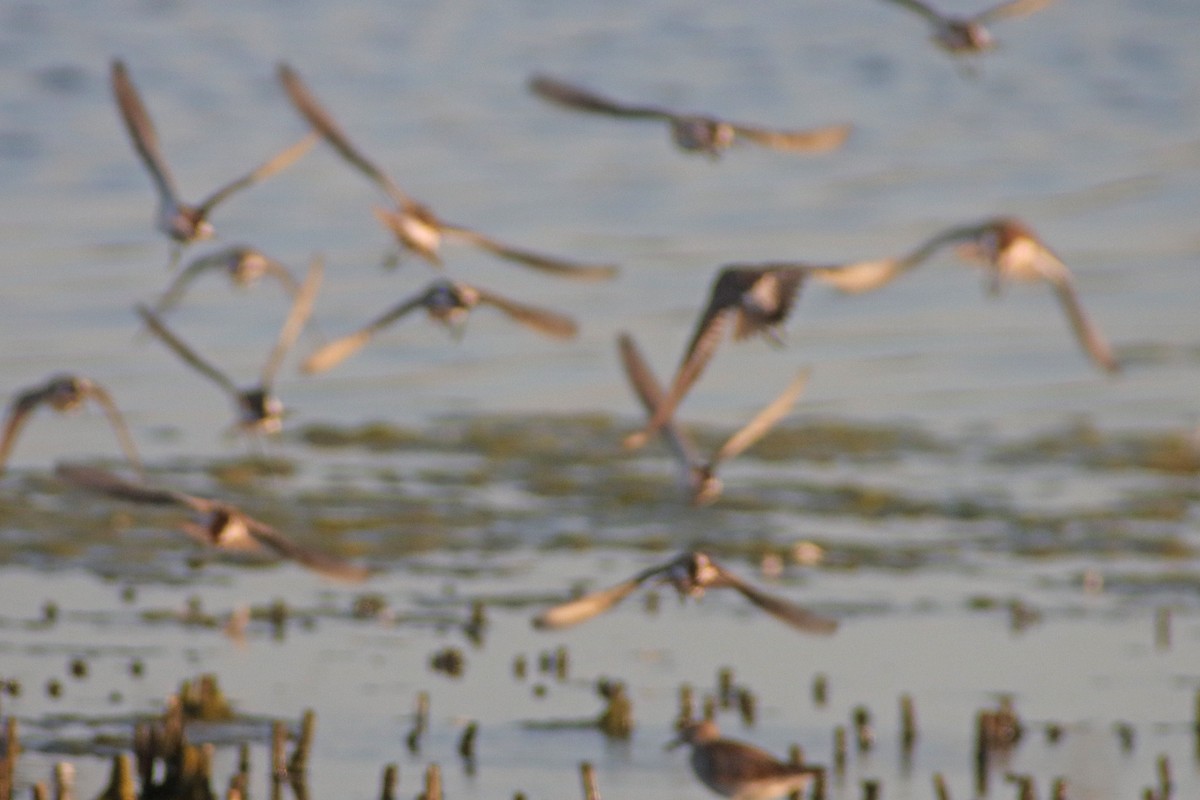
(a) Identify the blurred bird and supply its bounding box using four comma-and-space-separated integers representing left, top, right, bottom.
617, 333, 808, 506
0, 375, 141, 477
55, 463, 371, 582
533, 550, 837, 634
878, 0, 1058, 55
301, 278, 578, 374
669, 719, 823, 800
148, 245, 302, 317
529, 74, 852, 159
136, 256, 323, 434
277, 63, 618, 280
110, 60, 315, 264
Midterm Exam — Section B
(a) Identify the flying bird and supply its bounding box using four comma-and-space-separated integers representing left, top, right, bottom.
148, 245, 303, 317
0, 375, 141, 477
617, 333, 808, 506
110, 60, 315, 263
136, 256, 323, 434
277, 63, 617, 280
669, 719, 823, 800
533, 550, 837, 634
55, 463, 371, 582
301, 278, 578, 374
529, 74, 852, 159
878, 0, 1058, 55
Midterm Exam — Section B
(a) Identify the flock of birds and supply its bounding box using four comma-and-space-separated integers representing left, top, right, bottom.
1, 1, 1126, 797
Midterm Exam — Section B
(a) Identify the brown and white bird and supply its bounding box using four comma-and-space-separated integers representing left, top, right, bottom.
136, 256, 323, 434
529, 74, 852, 159
878, 0, 1058, 55
301, 278, 578, 374
148, 246, 303, 317
669, 719, 823, 800
0, 375, 141, 477
533, 550, 837, 633
110, 60, 315, 263
55, 463, 371, 582
618, 333, 808, 506
866, 217, 1120, 374
277, 63, 617, 280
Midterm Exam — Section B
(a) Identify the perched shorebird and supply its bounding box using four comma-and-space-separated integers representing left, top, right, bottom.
301, 278, 578, 374
533, 550, 837, 634
0, 375, 141, 477
148, 245, 302, 317
617, 333, 808, 506
55, 463, 371, 582
277, 63, 618, 280
854, 216, 1120, 374
669, 719, 822, 800
624, 261, 887, 450
529, 75, 852, 159
136, 257, 322, 434
878, 0, 1058, 55
110, 60, 316, 264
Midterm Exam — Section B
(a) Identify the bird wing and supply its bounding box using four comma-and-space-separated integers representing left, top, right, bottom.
0, 384, 52, 474
1031, 254, 1121, 374
469, 283, 579, 339
879, 0, 947, 24
149, 250, 233, 315
807, 258, 911, 295
528, 75, 670, 120
728, 122, 852, 153
195, 132, 317, 217
277, 63, 414, 209
439, 223, 619, 281
54, 463, 203, 511
617, 332, 706, 471
78, 381, 143, 476
532, 561, 671, 629
975, 0, 1057, 23
135, 304, 241, 398
260, 256, 322, 387
300, 290, 429, 374
241, 516, 371, 583
711, 370, 809, 467
110, 59, 181, 210
714, 563, 838, 635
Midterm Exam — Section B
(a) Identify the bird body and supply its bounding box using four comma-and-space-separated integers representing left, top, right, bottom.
880, 0, 1058, 54
672, 720, 821, 800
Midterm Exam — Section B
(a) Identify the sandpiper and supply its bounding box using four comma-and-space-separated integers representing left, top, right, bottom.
529, 75, 852, 159
301, 278, 577, 374
0, 374, 141, 477
277, 63, 618, 280
878, 0, 1058, 55
110, 60, 316, 264
148, 245, 302, 317
669, 719, 822, 800
56, 463, 370, 582
876, 216, 1120, 373
135, 256, 322, 434
533, 550, 837, 634
618, 333, 808, 506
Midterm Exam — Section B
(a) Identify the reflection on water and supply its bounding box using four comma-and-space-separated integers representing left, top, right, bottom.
0, 0, 1198, 799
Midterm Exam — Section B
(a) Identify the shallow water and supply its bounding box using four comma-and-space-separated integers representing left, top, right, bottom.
0, 1, 1199, 799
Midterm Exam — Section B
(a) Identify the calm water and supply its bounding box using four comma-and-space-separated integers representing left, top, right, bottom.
0, 1, 1198, 799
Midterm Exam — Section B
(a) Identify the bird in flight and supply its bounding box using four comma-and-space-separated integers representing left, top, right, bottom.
532, 550, 837, 634
0, 374, 141, 477
147, 246, 303, 317
110, 59, 316, 264
56, 463, 371, 582
617, 333, 808, 506
528, 74, 852, 159
878, 0, 1059, 55
136, 256, 323, 434
277, 63, 618, 280
301, 278, 578, 374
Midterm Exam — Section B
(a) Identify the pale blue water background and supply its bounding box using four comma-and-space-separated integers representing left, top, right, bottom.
0, 1, 1198, 799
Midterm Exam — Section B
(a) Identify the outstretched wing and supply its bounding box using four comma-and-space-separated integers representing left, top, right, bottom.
730, 122, 852, 153
278, 63, 414, 209
975, 0, 1057, 23
532, 561, 669, 630
110, 59, 181, 210
714, 563, 838, 635
1030, 255, 1121, 375
300, 290, 430, 374
878, 0, 947, 24
469, 284, 579, 339
54, 463, 202, 511
78, 382, 143, 476
440, 224, 619, 281
711, 371, 809, 467
807, 258, 911, 295
616, 332, 705, 472
150, 250, 234, 315
135, 304, 241, 399
261, 256, 323, 387
195, 132, 317, 217
528, 75, 671, 120
242, 517, 372, 583
0, 384, 53, 474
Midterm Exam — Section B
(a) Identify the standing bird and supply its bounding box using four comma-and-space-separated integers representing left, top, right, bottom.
533, 550, 837, 634
529, 75, 852, 159
669, 719, 823, 800
301, 278, 578, 374
277, 63, 618, 280
0, 375, 141, 477
878, 0, 1058, 55
55, 463, 371, 582
110, 60, 316, 264
148, 246, 303, 317
617, 333, 808, 506
136, 257, 323, 434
